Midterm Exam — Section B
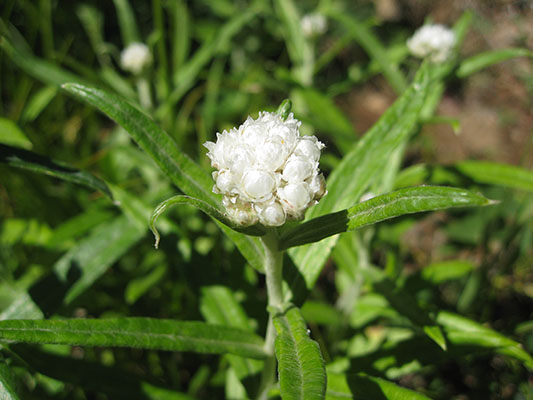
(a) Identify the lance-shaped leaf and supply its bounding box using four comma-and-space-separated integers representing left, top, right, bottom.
274, 306, 326, 400
326, 372, 431, 400
456, 160, 533, 192
288, 62, 430, 291
61, 83, 216, 206
0, 143, 113, 200
0, 318, 267, 360
437, 311, 533, 370
61, 82, 266, 272
457, 48, 533, 78
281, 186, 492, 250
150, 195, 265, 248
11, 345, 196, 400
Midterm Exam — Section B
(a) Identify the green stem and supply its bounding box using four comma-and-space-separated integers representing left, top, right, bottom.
256, 228, 284, 399
136, 77, 152, 110
262, 228, 284, 309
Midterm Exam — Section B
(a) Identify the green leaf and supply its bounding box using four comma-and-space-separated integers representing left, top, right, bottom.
150, 195, 265, 248
11, 345, 196, 400
61, 82, 266, 273
281, 186, 491, 250
420, 260, 474, 284
200, 286, 262, 379
456, 160, 533, 192
0, 362, 21, 400
54, 215, 146, 305
326, 372, 431, 400
0, 318, 267, 359
457, 48, 533, 78
274, 306, 326, 400
112, 0, 140, 45
162, 8, 258, 111
437, 311, 533, 370
0, 118, 32, 149
288, 62, 430, 290
60, 83, 217, 205
328, 11, 407, 94
125, 265, 167, 305
20, 86, 58, 123
0, 144, 113, 200
292, 87, 356, 151
273, 0, 313, 85
0, 22, 88, 87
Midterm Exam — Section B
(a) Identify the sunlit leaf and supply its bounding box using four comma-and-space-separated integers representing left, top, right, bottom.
288, 62, 430, 291
0, 118, 32, 149
274, 306, 326, 400
437, 311, 533, 370
281, 186, 491, 249
0, 318, 267, 359
326, 372, 431, 400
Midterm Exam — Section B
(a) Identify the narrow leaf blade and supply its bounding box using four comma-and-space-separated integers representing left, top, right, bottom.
288, 63, 430, 289
0, 143, 113, 199
274, 306, 326, 400
0, 318, 267, 359
327, 372, 431, 400
0, 362, 21, 400
281, 186, 491, 249
456, 160, 533, 192
61, 83, 217, 206
457, 48, 533, 78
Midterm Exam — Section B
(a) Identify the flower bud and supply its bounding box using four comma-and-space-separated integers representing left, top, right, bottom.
120, 42, 152, 75
407, 24, 455, 63
204, 111, 326, 226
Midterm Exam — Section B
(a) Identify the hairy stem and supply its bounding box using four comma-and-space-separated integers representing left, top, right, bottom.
256, 228, 284, 399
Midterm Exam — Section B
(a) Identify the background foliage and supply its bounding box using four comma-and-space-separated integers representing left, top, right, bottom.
1, 0, 532, 399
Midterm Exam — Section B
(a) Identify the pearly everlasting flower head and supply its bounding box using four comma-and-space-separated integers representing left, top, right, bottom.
407, 24, 455, 63
120, 42, 152, 75
204, 111, 326, 227
301, 13, 327, 38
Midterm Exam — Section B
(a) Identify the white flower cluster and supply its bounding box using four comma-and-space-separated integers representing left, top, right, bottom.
204, 112, 326, 227
120, 42, 152, 75
407, 24, 455, 63
301, 13, 327, 38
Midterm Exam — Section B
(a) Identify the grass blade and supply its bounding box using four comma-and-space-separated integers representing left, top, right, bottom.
112, 0, 140, 45
328, 11, 407, 94
0, 143, 113, 200
274, 306, 326, 400
0, 318, 267, 359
